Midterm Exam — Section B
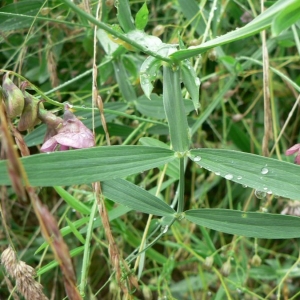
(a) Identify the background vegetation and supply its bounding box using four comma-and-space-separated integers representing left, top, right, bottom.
1, 0, 300, 299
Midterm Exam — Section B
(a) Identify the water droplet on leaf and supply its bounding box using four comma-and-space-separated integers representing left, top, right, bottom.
261, 167, 269, 175
225, 174, 233, 180
255, 190, 266, 199
193, 156, 201, 162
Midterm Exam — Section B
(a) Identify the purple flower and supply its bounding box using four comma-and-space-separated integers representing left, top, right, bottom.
286, 144, 300, 164
41, 107, 95, 152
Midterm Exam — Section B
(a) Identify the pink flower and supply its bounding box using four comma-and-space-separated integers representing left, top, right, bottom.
286, 144, 300, 164
41, 107, 95, 152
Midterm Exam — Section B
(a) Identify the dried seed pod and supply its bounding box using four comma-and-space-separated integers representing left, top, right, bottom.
18, 92, 42, 131
2, 73, 25, 118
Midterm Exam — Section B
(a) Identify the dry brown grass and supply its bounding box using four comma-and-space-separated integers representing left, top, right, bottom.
1, 246, 48, 300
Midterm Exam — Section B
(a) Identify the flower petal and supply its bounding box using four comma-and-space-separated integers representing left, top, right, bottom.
286, 144, 300, 155
55, 132, 94, 149
41, 137, 58, 152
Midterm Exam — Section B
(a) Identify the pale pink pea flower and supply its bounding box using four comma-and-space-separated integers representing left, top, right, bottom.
41, 107, 95, 152
285, 144, 300, 165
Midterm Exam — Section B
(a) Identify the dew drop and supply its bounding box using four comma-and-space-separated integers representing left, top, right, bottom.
263, 187, 268, 191
193, 156, 201, 162
161, 225, 169, 233
255, 190, 267, 199
225, 174, 233, 180
195, 77, 201, 86
242, 184, 248, 188
215, 172, 221, 176
237, 176, 242, 180
267, 190, 272, 195
261, 167, 269, 175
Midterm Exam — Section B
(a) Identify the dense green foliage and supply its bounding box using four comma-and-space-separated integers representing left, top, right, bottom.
1, 0, 300, 299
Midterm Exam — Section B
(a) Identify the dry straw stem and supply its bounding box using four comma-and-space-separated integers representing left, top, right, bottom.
1, 246, 48, 300
1, 91, 81, 299
94, 182, 139, 295
33, 197, 82, 300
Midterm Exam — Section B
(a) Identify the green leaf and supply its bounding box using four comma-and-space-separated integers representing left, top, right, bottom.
271, 1, 300, 36
135, 2, 149, 30
37, 246, 85, 276
189, 148, 300, 200
163, 65, 190, 152
140, 56, 161, 98
36, 205, 132, 254
0, 1, 44, 31
0, 146, 176, 186
139, 137, 180, 179
185, 209, 300, 239
181, 60, 200, 111
125, 30, 164, 52
135, 94, 195, 120
170, 0, 297, 61
102, 178, 176, 216
54, 186, 91, 215
113, 59, 137, 102
66, 217, 86, 244
97, 29, 121, 56
115, 0, 135, 32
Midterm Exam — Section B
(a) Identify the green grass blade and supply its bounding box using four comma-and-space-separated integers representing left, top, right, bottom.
185, 209, 300, 239
37, 246, 85, 276
177, 0, 207, 36
54, 186, 91, 215
102, 178, 176, 216
66, 217, 86, 244
189, 148, 300, 200
271, 1, 300, 36
0, 146, 176, 186
163, 64, 190, 152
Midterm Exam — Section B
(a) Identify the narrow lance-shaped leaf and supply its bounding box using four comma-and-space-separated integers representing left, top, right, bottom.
135, 2, 149, 30
189, 148, 300, 200
163, 64, 190, 152
170, 0, 298, 61
140, 56, 161, 99
271, 1, 300, 36
113, 59, 137, 102
181, 59, 200, 111
185, 209, 300, 239
102, 178, 176, 217
0, 146, 176, 186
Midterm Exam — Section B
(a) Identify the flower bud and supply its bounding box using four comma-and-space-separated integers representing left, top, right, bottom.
251, 254, 262, 267
18, 92, 42, 131
204, 255, 214, 269
221, 260, 231, 276
2, 73, 24, 118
